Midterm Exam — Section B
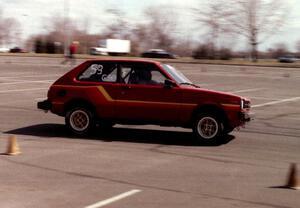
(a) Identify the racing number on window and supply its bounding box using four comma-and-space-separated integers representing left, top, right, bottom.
78, 64, 117, 82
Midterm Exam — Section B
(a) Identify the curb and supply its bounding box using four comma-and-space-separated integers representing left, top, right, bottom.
0, 53, 299, 69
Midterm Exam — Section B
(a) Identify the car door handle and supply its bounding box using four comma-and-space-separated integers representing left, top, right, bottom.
121, 85, 131, 90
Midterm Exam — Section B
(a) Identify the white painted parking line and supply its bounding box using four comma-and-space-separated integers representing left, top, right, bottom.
35, 97, 47, 101
230, 88, 266, 93
252, 96, 300, 108
196, 83, 213, 87
249, 96, 280, 101
1, 62, 68, 67
85, 189, 141, 208
0, 80, 54, 85
184, 72, 293, 79
0, 74, 62, 79
0, 88, 48, 93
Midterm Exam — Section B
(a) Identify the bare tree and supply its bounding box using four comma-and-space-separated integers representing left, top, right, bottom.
193, 0, 233, 58
28, 15, 100, 54
228, 0, 288, 61
143, 6, 178, 51
130, 23, 149, 55
268, 42, 289, 58
102, 7, 131, 39
0, 9, 21, 47
296, 39, 300, 55
77, 17, 93, 54
125, 6, 179, 55
43, 15, 66, 42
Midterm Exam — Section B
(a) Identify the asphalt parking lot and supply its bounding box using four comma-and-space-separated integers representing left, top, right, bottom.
0, 56, 299, 208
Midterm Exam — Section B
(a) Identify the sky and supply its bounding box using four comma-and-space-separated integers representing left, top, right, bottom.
1, 0, 300, 51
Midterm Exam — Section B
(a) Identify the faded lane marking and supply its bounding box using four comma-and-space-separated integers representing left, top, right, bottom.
249, 96, 281, 101
35, 97, 48, 101
0, 80, 54, 85
0, 88, 48, 93
229, 88, 266, 93
252, 96, 300, 108
0, 74, 61, 79
85, 189, 141, 208
195, 83, 214, 87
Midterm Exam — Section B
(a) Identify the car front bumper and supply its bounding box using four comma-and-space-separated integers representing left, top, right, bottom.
37, 99, 52, 111
239, 111, 254, 122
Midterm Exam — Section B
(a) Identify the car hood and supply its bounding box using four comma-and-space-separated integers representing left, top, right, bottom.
179, 85, 246, 105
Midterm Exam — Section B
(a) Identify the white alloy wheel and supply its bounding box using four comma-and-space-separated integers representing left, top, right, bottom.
197, 116, 219, 140
69, 109, 90, 132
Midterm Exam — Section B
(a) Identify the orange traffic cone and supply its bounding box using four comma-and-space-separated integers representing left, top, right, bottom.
6, 135, 21, 156
285, 163, 300, 190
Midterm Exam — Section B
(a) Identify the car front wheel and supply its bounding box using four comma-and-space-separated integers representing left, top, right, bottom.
193, 113, 224, 144
65, 107, 95, 135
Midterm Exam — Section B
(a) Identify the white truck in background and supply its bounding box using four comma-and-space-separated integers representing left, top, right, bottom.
90, 39, 131, 56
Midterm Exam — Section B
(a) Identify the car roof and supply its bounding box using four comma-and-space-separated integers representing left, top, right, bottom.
85, 59, 162, 65
147, 49, 166, 52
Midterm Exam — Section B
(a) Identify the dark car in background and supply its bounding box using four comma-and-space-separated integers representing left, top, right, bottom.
9, 47, 25, 53
278, 55, 297, 63
141, 49, 177, 59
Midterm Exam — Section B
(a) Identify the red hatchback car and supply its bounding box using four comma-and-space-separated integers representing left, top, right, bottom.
38, 59, 252, 144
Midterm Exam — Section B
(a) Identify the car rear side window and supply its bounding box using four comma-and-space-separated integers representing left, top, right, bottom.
78, 63, 117, 83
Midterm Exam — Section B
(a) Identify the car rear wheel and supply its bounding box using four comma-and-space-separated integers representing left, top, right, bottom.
193, 113, 224, 144
66, 107, 95, 135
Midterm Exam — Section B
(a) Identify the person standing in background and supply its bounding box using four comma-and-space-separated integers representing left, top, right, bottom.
61, 41, 78, 65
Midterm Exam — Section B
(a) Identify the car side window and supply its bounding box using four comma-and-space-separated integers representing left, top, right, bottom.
120, 64, 166, 85
151, 70, 166, 84
78, 63, 117, 83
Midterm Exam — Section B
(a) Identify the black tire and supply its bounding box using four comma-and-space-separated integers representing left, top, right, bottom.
193, 112, 224, 144
65, 107, 95, 135
224, 126, 234, 134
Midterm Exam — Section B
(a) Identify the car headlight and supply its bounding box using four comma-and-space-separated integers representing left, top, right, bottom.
241, 99, 251, 109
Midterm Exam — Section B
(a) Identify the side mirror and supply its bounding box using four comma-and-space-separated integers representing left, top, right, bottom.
164, 79, 176, 88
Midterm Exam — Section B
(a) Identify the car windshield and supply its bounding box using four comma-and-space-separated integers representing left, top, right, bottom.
161, 64, 192, 84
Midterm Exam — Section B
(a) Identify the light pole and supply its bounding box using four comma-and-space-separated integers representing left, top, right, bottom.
63, 0, 70, 55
